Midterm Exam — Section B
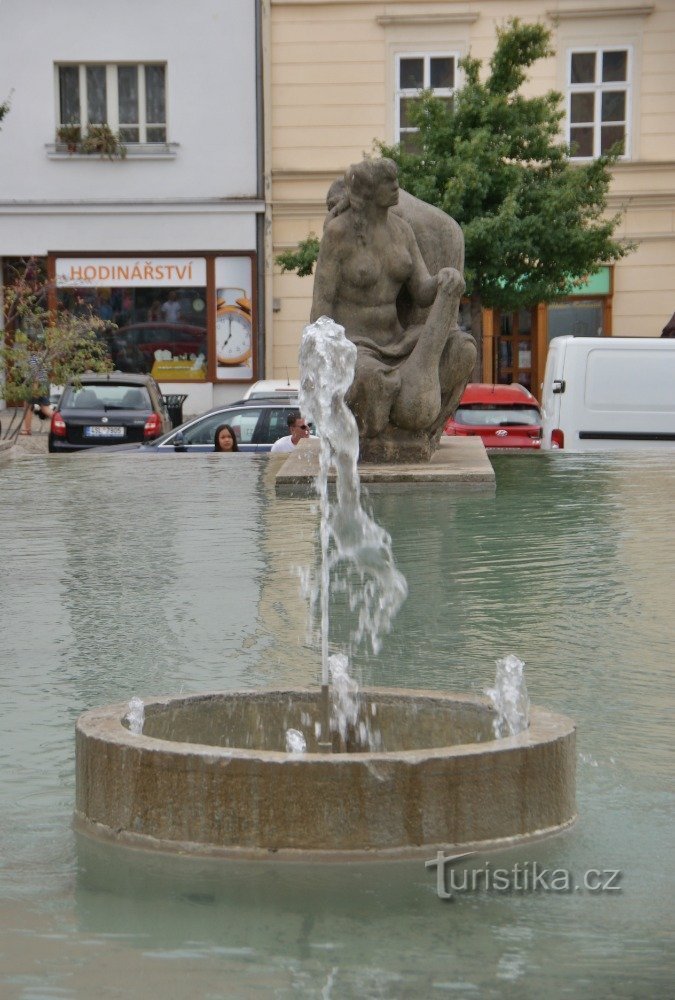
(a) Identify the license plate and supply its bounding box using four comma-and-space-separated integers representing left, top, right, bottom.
84, 425, 126, 438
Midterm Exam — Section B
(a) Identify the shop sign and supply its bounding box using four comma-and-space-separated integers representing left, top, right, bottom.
55, 257, 207, 287
567, 267, 610, 297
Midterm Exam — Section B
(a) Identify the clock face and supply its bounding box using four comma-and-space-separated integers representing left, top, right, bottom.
216, 309, 252, 365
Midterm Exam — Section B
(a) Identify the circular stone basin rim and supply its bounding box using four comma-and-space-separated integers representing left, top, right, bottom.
75, 687, 576, 857
79, 687, 567, 759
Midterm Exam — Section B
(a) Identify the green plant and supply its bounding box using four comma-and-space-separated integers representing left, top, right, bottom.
56, 124, 81, 149
1, 259, 113, 417
80, 123, 127, 160
0, 93, 10, 128
276, 234, 321, 278
377, 19, 634, 367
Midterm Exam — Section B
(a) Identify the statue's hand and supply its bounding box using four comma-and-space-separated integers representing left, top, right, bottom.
437, 267, 466, 298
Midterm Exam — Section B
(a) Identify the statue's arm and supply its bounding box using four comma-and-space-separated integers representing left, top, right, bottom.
402, 224, 439, 308
310, 231, 341, 322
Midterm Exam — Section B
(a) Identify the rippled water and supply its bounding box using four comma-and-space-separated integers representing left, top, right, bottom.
0, 449, 673, 998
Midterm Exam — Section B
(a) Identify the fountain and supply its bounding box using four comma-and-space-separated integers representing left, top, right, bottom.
75, 158, 575, 857
75, 316, 576, 859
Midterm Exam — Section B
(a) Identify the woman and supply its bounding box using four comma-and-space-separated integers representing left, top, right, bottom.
213, 424, 239, 452
21, 350, 53, 436
311, 158, 474, 443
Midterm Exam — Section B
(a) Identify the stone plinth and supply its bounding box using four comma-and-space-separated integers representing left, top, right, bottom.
75, 688, 576, 859
274, 437, 495, 491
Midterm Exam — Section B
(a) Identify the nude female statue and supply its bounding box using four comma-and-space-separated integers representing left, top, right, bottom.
310, 158, 476, 460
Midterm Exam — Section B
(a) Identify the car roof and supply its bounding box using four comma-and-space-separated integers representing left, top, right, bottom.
225, 396, 299, 407
460, 383, 540, 406
65, 371, 157, 386
243, 379, 299, 398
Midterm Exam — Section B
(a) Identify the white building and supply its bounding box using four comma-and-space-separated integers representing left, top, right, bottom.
0, 0, 266, 415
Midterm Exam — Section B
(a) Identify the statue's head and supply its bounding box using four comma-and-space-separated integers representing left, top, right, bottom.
344, 158, 399, 213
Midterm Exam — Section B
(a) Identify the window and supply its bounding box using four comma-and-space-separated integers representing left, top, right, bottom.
57, 63, 167, 143
395, 53, 458, 151
567, 49, 629, 159
181, 408, 262, 446
55, 257, 208, 381
547, 300, 605, 341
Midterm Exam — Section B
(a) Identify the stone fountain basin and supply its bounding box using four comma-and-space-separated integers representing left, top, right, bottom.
75, 688, 576, 859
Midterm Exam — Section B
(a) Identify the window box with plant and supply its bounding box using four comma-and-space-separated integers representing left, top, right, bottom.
79, 123, 126, 159
56, 124, 81, 152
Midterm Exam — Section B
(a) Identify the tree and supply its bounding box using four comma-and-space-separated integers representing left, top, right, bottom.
0, 94, 10, 128
278, 19, 634, 373
1, 260, 112, 440
276, 234, 321, 278
379, 19, 634, 369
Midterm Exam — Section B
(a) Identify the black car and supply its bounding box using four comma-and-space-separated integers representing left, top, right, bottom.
91, 395, 304, 454
48, 372, 172, 453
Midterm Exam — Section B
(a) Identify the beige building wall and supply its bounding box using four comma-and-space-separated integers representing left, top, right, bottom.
268, 0, 675, 377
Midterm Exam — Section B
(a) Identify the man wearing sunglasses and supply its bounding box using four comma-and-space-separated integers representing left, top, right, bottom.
270, 411, 313, 453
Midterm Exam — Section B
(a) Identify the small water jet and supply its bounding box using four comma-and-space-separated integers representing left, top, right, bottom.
125, 696, 144, 736
485, 654, 530, 738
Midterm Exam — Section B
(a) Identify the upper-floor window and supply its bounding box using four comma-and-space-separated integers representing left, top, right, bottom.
567, 48, 630, 159
57, 63, 166, 143
396, 53, 458, 152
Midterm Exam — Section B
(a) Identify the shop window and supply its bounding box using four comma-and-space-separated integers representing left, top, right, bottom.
395, 53, 459, 152
56, 63, 167, 143
547, 299, 604, 341
567, 48, 630, 159
55, 257, 208, 382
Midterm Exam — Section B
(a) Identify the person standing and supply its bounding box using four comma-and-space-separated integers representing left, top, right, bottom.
160, 291, 182, 324
21, 351, 53, 435
270, 412, 312, 453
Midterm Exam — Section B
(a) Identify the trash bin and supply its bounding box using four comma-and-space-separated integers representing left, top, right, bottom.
162, 394, 188, 429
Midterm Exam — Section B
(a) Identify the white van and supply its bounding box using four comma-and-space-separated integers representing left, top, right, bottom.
541, 336, 675, 451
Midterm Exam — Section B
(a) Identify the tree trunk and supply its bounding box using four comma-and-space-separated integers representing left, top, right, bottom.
470, 293, 483, 382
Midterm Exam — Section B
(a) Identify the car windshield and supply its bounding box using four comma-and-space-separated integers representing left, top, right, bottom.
62, 384, 152, 410
454, 405, 541, 427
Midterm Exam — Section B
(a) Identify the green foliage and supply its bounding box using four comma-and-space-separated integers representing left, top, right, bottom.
0, 98, 9, 127
80, 123, 126, 159
1, 261, 113, 405
377, 18, 633, 311
276, 234, 321, 278
56, 124, 82, 148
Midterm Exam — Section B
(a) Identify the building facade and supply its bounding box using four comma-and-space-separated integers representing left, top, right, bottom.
268, 0, 675, 396
0, 0, 266, 416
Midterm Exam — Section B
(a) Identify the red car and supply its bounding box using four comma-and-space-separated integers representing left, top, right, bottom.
444, 383, 542, 449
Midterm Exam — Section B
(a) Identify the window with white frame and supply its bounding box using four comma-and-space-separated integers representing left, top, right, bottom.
57, 63, 167, 143
396, 53, 458, 152
567, 48, 630, 159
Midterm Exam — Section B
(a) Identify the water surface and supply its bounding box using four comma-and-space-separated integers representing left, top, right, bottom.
0, 449, 672, 998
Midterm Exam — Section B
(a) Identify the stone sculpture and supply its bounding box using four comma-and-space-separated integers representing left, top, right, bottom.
310, 157, 476, 462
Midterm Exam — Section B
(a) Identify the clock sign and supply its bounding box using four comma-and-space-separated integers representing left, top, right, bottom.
216, 292, 252, 366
